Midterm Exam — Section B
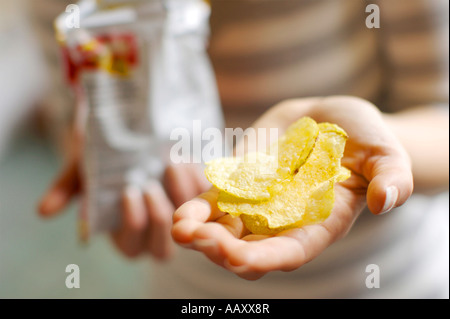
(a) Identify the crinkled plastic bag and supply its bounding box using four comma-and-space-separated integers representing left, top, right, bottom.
55, 0, 224, 240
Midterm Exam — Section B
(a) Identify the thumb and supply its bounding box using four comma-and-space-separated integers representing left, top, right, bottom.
38, 160, 81, 217
366, 148, 414, 215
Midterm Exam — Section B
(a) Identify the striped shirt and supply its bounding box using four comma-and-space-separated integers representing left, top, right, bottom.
206, 0, 448, 127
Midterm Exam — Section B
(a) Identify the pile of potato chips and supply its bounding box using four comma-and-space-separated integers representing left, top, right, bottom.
205, 117, 351, 235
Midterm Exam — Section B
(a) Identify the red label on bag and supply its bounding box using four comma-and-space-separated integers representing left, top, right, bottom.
61, 33, 139, 84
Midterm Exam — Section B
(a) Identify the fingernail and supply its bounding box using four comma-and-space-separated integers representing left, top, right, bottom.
380, 186, 398, 215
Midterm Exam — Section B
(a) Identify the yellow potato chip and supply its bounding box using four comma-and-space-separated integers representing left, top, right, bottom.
234, 168, 349, 235
271, 117, 320, 177
216, 121, 350, 235
205, 117, 319, 200
205, 152, 279, 200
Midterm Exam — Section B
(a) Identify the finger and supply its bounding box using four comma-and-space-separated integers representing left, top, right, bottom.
195, 223, 329, 277
171, 188, 225, 245
111, 186, 148, 258
191, 226, 267, 280
365, 149, 414, 215
192, 237, 225, 267
192, 222, 236, 269
241, 234, 270, 241
173, 188, 224, 223
164, 164, 207, 208
143, 181, 175, 261
163, 164, 211, 208
188, 222, 297, 280
216, 214, 249, 239
187, 163, 212, 194
38, 160, 81, 217
192, 187, 363, 279
163, 164, 192, 208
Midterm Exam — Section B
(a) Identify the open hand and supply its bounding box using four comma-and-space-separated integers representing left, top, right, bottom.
172, 96, 414, 280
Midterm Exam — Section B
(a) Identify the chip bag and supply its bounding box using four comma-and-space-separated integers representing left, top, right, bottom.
205, 117, 351, 235
55, 0, 224, 240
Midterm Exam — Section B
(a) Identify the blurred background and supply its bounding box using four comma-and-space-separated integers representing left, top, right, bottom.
0, 0, 152, 298
1, 0, 448, 299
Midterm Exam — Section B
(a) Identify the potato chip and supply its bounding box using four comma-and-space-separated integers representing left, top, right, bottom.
214, 120, 350, 235
271, 117, 319, 177
204, 152, 279, 200
204, 117, 319, 200
237, 167, 351, 235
